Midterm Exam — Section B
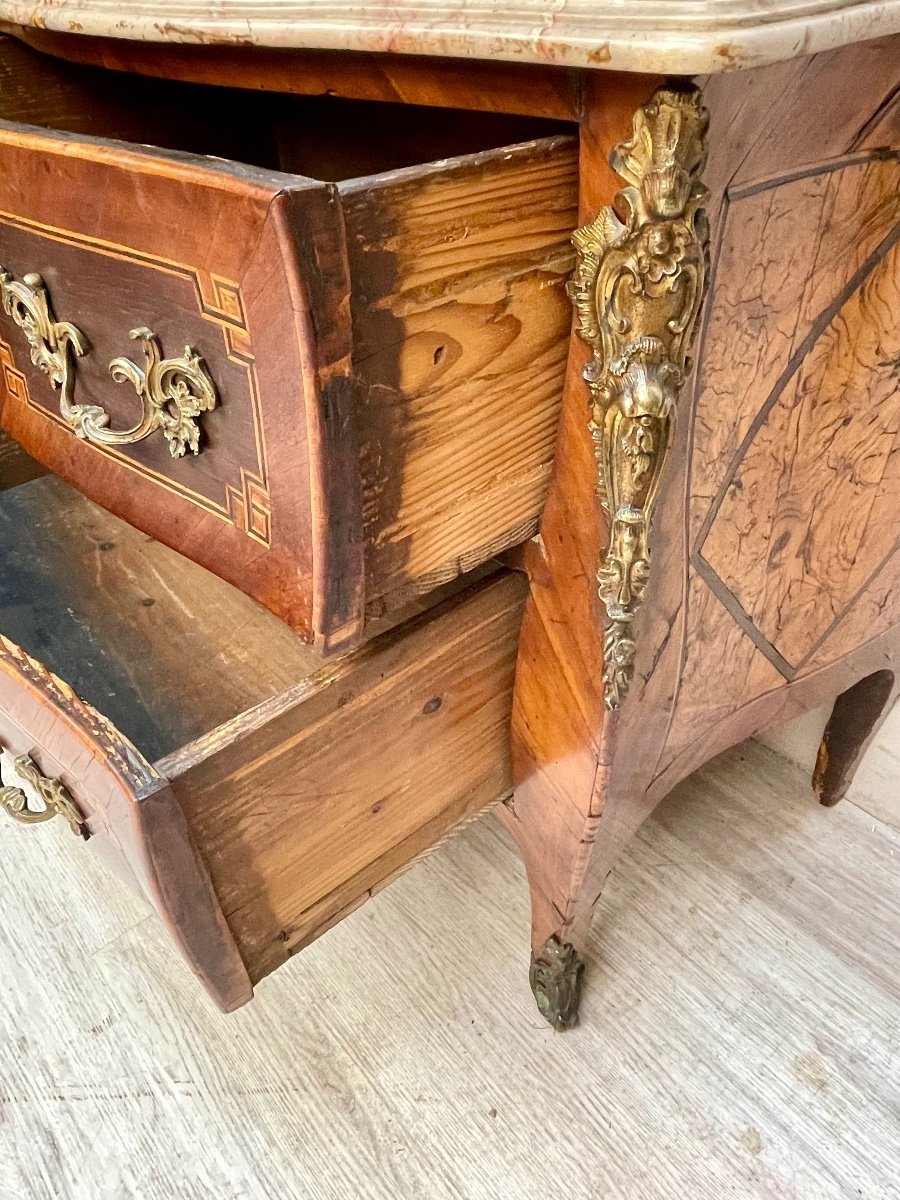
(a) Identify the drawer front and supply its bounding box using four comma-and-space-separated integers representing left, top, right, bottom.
0, 631, 253, 1011
0, 121, 360, 646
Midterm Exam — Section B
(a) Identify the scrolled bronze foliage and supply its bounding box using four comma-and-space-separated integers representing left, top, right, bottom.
0, 748, 87, 838
529, 935, 585, 1031
0, 267, 89, 409
0, 269, 217, 458
568, 87, 710, 709
104, 326, 218, 458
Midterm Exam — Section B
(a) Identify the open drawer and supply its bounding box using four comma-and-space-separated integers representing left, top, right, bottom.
0, 35, 576, 650
0, 474, 526, 1009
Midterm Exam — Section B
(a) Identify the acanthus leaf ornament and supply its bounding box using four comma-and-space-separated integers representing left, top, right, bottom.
0, 748, 87, 839
0, 268, 89, 410
567, 87, 710, 710
101, 325, 218, 458
0, 270, 218, 458
529, 936, 585, 1031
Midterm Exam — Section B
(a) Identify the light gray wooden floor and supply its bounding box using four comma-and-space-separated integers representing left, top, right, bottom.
1, 740, 899, 1200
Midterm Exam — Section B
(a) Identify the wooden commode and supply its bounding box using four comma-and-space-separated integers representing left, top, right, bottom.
0, 1, 897, 1029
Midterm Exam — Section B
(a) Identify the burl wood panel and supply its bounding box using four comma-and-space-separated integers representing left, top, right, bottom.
614, 39, 900, 798
653, 46, 900, 781
341, 138, 577, 609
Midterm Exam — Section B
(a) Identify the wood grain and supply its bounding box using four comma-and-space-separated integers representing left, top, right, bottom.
2, 27, 897, 1038
0, 476, 326, 760
0, 34, 576, 643
648, 47, 900, 779
504, 39, 900, 1026
9, 30, 583, 119
698, 162, 900, 669
0, 33, 571, 166
0, 626, 254, 1013
0, 119, 344, 640
0, 475, 526, 996
341, 137, 578, 607
165, 571, 527, 984
624, 39, 900, 790
500, 72, 662, 964
688, 156, 900, 540
0, 479, 261, 1011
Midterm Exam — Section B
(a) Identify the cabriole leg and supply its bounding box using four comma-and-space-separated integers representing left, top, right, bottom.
502, 77, 711, 1029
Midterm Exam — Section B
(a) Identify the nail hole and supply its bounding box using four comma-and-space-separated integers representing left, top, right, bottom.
423, 696, 443, 715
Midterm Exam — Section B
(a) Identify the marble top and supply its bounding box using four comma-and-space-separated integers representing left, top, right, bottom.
0, 0, 897, 74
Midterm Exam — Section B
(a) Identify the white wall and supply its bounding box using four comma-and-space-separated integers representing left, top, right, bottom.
757, 702, 900, 831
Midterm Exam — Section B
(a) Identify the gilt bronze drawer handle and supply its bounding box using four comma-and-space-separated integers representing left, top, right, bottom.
0, 267, 88, 411
0, 269, 218, 458
103, 326, 218, 458
568, 87, 710, 710
0, 751, 87, 838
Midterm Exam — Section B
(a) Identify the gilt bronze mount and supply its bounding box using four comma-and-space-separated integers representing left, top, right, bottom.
568, 87, 710, 709
0, 748, 87, 838
530, 936, 585, 1031
0, 268, 218, 458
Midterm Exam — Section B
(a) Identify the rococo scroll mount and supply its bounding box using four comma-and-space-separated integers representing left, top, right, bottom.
568, 87, 710, 710
0, 747, 87, 838
0, 269, 218, 458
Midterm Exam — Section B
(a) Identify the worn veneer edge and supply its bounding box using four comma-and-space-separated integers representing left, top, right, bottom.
154, 569, 522, 780
335, 131, 578, 198
0, 634, 254, 1011
0, 111, 315, 192
128, 780, 255, 1011
270, 184, 367, 652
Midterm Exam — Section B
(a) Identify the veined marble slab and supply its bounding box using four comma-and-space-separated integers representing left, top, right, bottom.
0, 0, 897, 74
